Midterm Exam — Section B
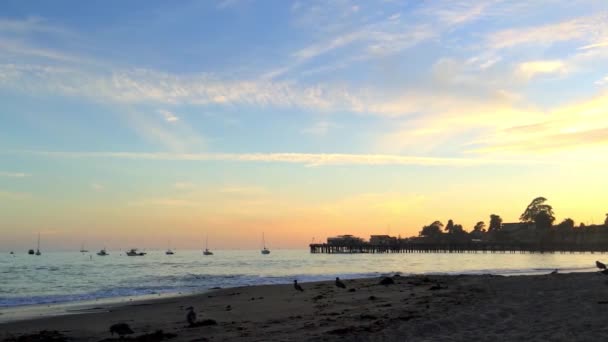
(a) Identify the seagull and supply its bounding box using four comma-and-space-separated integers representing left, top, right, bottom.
597, 261, 606, 270
294, 280, 304, 292
550, 269, 558, 275
379, 277, 395, 286
109, 323, 134, 338
186, 306, 197, 326
335, 277, 346, 289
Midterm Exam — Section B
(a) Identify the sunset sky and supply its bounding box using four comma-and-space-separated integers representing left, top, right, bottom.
1, 1, 608, 251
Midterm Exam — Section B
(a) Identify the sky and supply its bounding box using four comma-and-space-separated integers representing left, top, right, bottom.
1, 0, 608, 251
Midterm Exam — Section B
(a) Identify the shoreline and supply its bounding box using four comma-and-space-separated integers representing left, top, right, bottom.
0, 267, 596, 324
3, 272, 608, 341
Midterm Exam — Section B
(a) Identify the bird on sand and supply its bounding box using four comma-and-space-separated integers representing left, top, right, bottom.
335, 277, 346, 289
294, 280, 304, 292
109, 323, 134, 338
379, 277, 394, 286
550, 269, 558, 275
597, 261, 606, 270
186, 306, 197, 326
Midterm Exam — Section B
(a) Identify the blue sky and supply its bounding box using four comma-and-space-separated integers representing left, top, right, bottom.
1, 1, 608, 250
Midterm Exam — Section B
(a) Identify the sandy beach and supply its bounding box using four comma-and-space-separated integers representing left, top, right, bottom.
3, 272, 608, 341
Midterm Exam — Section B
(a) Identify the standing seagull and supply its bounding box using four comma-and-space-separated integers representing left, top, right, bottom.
186, 306, 197, 326
596, 261, 606, 270
335, 277, 346, 289
293, 280, 304, 292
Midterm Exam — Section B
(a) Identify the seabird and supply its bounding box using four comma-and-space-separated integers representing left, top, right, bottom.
109, 323, 134, 338
550, 269, 558, 275
379, 277, 395, 286
186, 306, 197, 326
335, 277, 346, 289
294, 280, 304, 292
597, 261, 607, 270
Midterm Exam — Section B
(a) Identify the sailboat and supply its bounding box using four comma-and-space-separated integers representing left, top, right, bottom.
80, 242, 88, 253
203, 236, 213, 255
165, 240, 175, 255
35, 233, 41, 256
97, 248, 109, 256
261, 233, 270, 255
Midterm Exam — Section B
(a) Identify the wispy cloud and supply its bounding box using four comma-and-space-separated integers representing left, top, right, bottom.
158, 109, 179, 122
486, 13, 608, 50
13, 150, 548, 167
517, 60, 568, 79
0, 172, 30, 178
471, 92, 608, 155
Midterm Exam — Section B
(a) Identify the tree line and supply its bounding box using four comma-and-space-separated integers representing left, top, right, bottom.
418, 196, 608, 243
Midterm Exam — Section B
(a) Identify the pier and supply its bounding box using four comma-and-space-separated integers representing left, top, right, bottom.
309, 242, 608, 254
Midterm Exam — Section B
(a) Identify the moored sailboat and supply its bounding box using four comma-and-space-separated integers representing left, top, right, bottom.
35, 233, 41, 256
203, 235, 213, 255
261, 233, 270, 255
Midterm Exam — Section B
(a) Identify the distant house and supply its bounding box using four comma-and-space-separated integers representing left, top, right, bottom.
327, 235, 365, 245
370, 235, 397, 245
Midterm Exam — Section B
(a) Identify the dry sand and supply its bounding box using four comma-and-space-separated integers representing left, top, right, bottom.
3, 272, 608, 341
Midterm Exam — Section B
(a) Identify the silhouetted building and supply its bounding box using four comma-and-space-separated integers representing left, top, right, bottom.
370, 235, 396, 245
327, 235, 365, 245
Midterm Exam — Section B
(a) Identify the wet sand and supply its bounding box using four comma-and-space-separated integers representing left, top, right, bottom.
3, 272, 608, 341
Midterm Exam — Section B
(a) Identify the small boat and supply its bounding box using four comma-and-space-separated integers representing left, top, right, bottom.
80, 243, 88, 253
28, 249, 35, 255
203, 236, 213, 255
35, 233, 41, 256
261, 233, 270, 255
126, 248, 146, 256
97, 248, 109, 256
165, 240, 175, 255
9, 251, 14, 255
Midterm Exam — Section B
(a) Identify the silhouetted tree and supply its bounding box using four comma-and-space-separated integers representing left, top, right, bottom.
470, 221, 486, 239
445, 219, 454, 233
556, 218, 575, 231
488, 214, 503, 232
535, 211, 555, 230
473, 221, 486, 233
520, 197, 555, 223
452, 224, 466, 235
419, 221, 444, 239
605, 213, 608, 226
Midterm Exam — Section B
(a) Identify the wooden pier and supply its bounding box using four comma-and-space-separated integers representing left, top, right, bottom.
309, 242, 608, 254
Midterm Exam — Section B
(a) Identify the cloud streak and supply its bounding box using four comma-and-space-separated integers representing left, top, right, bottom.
13, 150, 548, 167
0, 172, 30, 178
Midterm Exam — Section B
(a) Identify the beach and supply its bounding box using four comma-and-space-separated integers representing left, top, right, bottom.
3, 272, 608, 341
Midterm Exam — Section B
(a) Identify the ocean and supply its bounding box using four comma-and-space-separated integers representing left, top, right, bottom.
0, 249, 599, 310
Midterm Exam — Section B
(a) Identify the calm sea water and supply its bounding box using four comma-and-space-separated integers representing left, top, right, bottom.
0, 249, 599, 309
